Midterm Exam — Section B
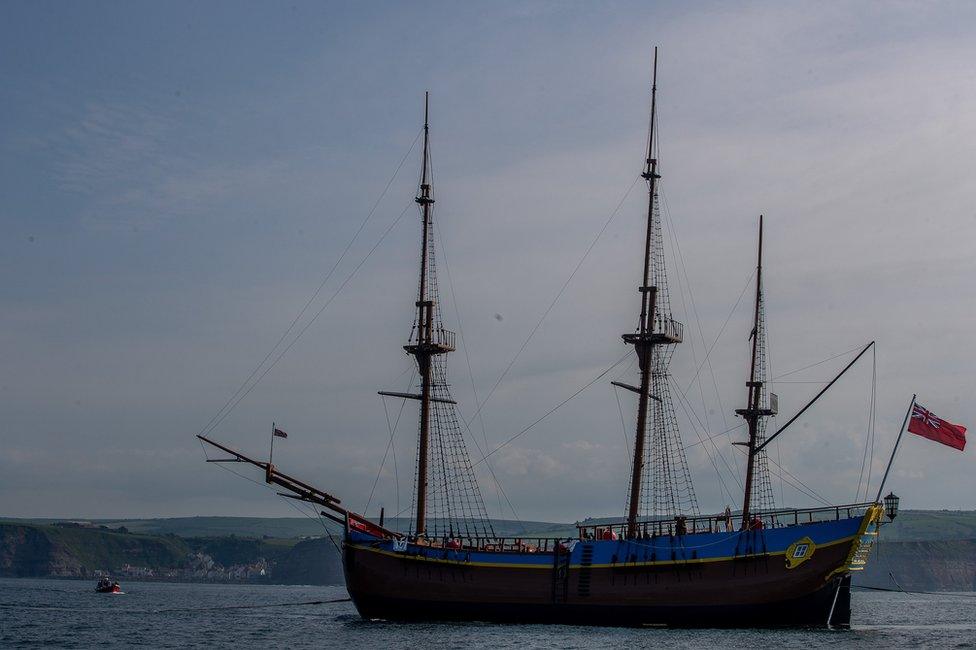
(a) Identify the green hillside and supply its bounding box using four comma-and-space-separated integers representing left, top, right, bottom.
0, 522, 321, 582
878, 510, 976, 542
3, 516, 576, 539
0, 523, 188, 577
7, 509, 976, 541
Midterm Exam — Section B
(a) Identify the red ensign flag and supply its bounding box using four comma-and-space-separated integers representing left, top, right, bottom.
908, 403, 967, 451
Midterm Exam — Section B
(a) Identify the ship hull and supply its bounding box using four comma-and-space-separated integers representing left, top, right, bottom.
342, 508, 879, 627
346, 577, 849, 627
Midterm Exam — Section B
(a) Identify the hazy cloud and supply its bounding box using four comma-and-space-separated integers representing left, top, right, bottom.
1, 1, 974, 522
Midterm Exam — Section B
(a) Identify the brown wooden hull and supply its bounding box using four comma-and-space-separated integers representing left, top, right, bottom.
342, 536, 857, 627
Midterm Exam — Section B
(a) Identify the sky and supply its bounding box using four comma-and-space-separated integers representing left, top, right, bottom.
1, 0, 975, 523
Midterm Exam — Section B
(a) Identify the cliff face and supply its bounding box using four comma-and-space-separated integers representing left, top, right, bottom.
273, 537, 344, 585
0, 525, 61, 577
857, 539, 976, 592
0, 522, 344, 584
0, 523, 188, 578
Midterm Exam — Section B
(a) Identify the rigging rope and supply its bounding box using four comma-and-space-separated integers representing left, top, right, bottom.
202, 199, 415, 437
856, 345, 878, 501
683, 422, 746, 451
613, 385, 634, 462
197, 128, 423, 438
471, 351, 633, 470
771, 344, 866, 381
435, 221, 514, 526
365, 370, 414, 516
462, 176, 641, 429
661, 193, 745, 488
864, 345, 878, 501
668, 375, 741, 500
855, 582, 976, 599
731, 443, 832, 506
681, 270, 756, 397
198, 439, 343, 554
661, 192, 733, 456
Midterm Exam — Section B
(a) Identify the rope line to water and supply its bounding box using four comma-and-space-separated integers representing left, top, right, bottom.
0, 597, 353, 614
854, 585, 976, 599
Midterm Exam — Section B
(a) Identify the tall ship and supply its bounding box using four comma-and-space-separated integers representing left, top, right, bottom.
199, 50, 898, 627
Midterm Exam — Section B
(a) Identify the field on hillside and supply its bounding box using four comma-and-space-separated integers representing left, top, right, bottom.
6, 509, 976, 541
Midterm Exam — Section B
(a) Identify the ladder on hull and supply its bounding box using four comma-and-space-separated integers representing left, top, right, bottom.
551, 545, 572, 604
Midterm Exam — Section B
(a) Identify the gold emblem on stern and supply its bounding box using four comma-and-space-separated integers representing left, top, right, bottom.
785, 537, 816, 569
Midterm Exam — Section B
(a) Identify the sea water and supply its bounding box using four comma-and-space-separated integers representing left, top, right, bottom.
2, 577, 974, 648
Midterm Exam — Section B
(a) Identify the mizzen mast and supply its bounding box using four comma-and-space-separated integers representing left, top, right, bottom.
623, 48, 691, 538
736, 215, 777, 529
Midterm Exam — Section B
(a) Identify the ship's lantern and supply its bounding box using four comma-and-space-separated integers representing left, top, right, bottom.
883, 492, 900, 520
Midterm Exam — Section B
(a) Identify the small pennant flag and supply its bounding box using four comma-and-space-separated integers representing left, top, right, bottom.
908, 403, 966, 451
273, 428, 288, 439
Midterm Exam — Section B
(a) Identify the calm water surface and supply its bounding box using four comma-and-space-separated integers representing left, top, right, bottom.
2, 578, 974, 648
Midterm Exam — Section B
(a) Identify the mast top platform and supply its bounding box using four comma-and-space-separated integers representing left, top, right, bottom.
640, 160, 661, 181
622, 317, 684, 346
404, 327, 456, 356
735, 407, 776, 418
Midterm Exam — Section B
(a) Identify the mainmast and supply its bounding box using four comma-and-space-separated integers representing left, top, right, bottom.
623, 48, 687, 538
736, 215, 776, 529
379, 93, 493, 541
404, 92, 454, 537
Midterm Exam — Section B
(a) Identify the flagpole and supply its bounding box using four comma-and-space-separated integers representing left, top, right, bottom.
270, 421, 276, 468
875, 394, 916, 502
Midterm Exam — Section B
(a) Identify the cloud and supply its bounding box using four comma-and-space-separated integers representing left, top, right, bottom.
493, 446, 568, 479
2, 1, 975, 522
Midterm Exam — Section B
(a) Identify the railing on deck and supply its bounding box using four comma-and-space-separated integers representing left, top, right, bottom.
576, 502, 879, 542
404, 537, 571, 554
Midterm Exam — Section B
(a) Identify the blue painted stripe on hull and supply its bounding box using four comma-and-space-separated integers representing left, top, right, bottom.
347, 516, 863, 569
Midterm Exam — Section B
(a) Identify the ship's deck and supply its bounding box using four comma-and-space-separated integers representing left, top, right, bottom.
347, 501, 882, 560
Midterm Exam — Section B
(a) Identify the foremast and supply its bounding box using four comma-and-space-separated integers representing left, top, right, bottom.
623, 48, 696, 538
736, 215, 777, 528
389, 93, 493, 540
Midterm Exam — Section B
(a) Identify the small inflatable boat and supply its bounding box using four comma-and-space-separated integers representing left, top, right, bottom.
95, 578, 121, 593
